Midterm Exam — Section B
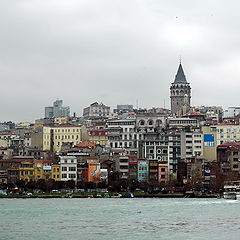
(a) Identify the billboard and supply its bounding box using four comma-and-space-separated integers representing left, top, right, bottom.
204, 134, 215, 147
87, 162, 100, 183
43, 166, 52, 171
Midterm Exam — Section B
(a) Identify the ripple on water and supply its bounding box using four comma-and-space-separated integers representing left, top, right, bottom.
0, 198, 240, 240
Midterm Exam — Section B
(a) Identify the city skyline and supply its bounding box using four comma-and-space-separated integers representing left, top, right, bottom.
1, 0, 240, 122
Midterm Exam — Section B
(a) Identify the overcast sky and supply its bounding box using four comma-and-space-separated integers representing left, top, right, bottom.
1, 0, 240, 122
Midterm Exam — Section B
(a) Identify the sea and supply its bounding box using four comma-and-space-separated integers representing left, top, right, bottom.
0, 198, 240, 240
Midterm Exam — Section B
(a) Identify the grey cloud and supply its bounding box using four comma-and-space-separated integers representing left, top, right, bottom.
0, 0, 240, 121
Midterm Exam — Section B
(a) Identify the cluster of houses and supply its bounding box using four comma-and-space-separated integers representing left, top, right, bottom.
1, 64, 240, 191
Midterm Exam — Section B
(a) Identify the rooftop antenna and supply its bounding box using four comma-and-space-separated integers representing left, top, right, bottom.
163, 99, 165, 109
179, 55, 182, 64
136, 99, 138, 110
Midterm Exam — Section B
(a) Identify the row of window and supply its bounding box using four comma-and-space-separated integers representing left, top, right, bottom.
52, 174, 60, 178
148, 149, 168, 154
54, 135, 79, 140
54, 128, 80, 133
108, 122, 135, 126
61, 167, 76, 171
62, 173, 76, 179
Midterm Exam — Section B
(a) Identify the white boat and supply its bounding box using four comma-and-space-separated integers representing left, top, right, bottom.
223, 182, 240, 200
111, 193, 122, 198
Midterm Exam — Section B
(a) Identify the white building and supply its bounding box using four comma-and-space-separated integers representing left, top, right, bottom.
223, 107, 240, 118
181, 131, 203, 159
107, 119, 138, 150
83, 102, 110, 118
60, 156, 77, 182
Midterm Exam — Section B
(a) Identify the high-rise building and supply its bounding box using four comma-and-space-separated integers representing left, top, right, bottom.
170, 63, 191, 116
45, 99, 70, 118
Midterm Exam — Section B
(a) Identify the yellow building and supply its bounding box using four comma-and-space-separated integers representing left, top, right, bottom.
51, 164, 61, 181
19, 161, 35, 182
34, 160, 53, 181
54, 117, 69, 125
202, 124, 240, 161
32, 124, 83, 152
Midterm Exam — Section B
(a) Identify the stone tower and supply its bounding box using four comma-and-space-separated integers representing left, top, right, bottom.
170, 63, 191, 116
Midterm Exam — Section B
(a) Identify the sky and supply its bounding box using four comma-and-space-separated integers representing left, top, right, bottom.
1, 0, 240, 122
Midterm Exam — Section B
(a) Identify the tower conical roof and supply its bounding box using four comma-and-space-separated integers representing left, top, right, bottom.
174, 63, 187, 83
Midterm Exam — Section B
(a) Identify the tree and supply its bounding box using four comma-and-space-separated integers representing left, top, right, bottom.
16, 180, 26, 189
66, 180, 75, 189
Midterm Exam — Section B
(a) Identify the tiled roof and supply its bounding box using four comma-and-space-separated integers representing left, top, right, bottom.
75, 141, 96, 148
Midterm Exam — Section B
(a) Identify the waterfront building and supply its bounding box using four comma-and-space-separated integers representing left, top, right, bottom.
137, 159, 149, 182
116, 156, 129, 180
34, 160, 53, 181
0, 158, 27, 183
100, 169, 108, 183
128, 155, 138, 183
45, 99, 70, 118
19, 160, 35, 182
167, 130, 181, 177
51, 164, 61, 181
87, 159, 101, 183
0, 170, 7, 183
217, 142, 240, 175
158, 162, 169, 183
60, 156, 77, 182
170, 63, 191, 116
149, 159, 159, 183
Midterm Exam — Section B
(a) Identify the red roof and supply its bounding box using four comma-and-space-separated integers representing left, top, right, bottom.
0, 159, 34, 163
89, 129, 107, 136
218, 142, 240, 148
190, 112, 205, 115
75, 141, 96, 148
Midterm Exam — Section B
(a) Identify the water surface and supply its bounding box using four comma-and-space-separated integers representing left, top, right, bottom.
0, 198, 239, 240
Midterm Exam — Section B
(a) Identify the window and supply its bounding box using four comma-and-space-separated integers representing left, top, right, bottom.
62, 173, 67, 178
62, 167, 67, 171
69, 167, 76, 171
162, 149, 168, 154
148, 120, 153, 125
157, 149, 162, 154
69, 174, 76, 179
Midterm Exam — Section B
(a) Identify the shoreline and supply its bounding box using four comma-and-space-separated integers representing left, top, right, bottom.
0, 193, 220, 199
